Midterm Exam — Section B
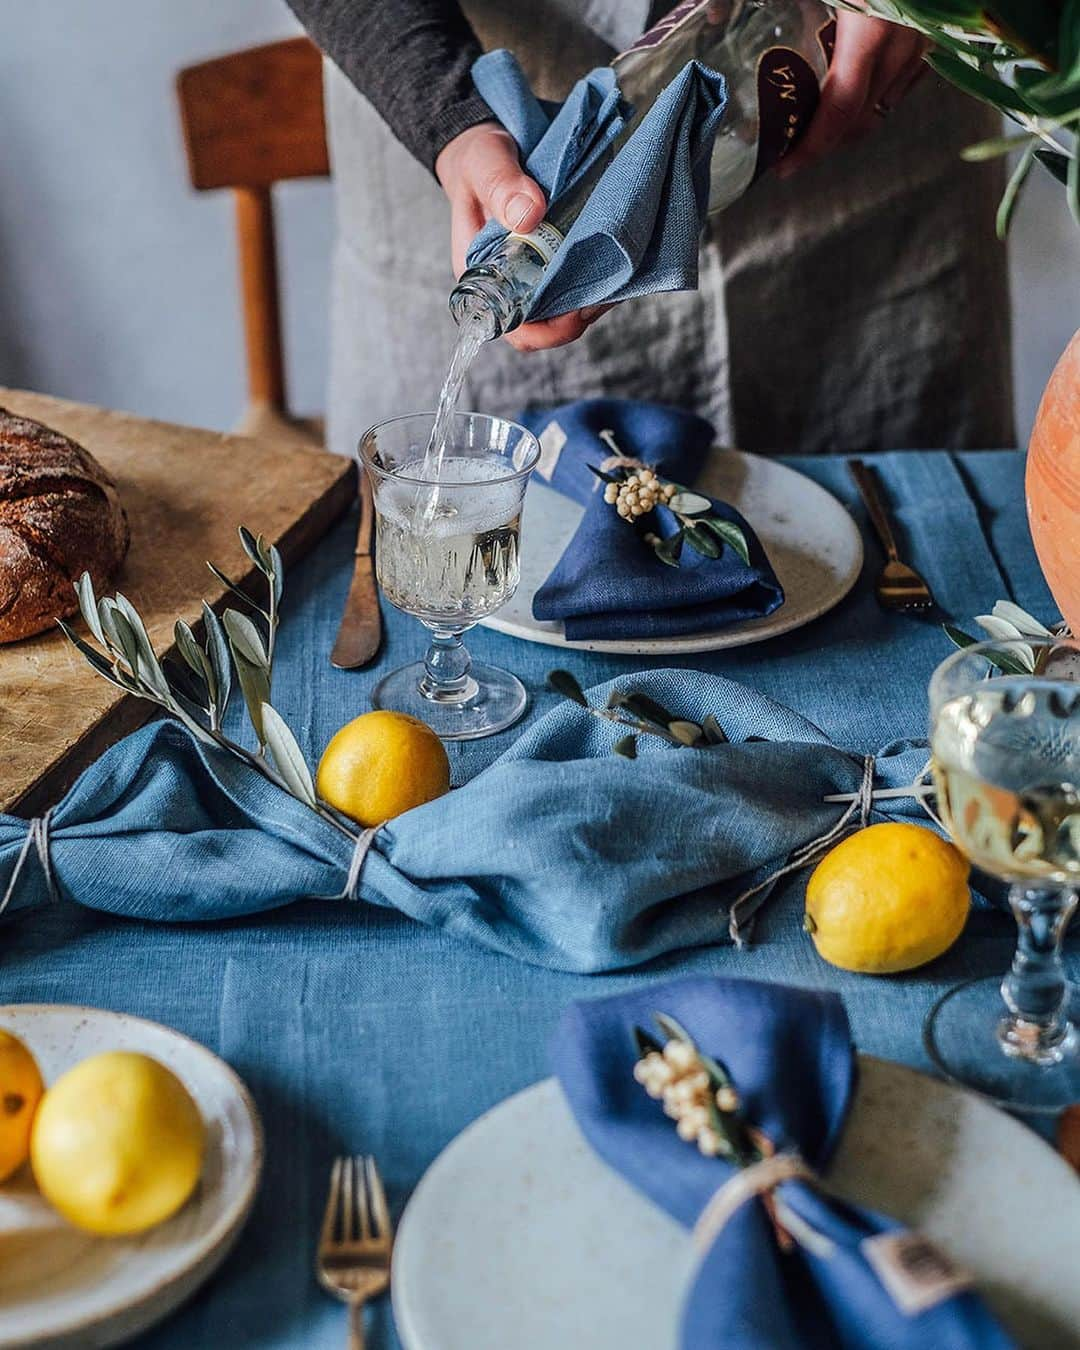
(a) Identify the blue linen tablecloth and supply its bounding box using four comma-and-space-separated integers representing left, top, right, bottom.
4, 450, 1075, 1350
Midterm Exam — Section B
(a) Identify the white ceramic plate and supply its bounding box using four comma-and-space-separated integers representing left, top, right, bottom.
0, 1005, 262, 1349
480, 448, 863, 654
393, 1059, 1080, 1350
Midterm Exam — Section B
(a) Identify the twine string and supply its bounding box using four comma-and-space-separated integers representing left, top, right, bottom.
728, 755, 876, 947
693, 1151, 834, 1260
340, 826, 379, 901
0, 809, 58, 917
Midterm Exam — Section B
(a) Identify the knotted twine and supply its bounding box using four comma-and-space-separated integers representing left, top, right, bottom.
0, 809, 57, 917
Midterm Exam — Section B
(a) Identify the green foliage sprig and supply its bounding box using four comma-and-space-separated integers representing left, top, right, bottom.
547, 669, 729, 758
838, 1, 1080, 232
59, 527, 356, 840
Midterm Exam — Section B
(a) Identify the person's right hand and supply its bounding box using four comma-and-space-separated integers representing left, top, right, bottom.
435, 122, 611, 352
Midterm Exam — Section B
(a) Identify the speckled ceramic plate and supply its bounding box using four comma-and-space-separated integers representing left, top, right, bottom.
0, 1005, 262, 1349
480, 448, 863, 654
393, 1058, 1080, 1350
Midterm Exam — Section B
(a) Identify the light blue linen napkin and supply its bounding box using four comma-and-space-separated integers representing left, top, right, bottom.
1, 671, 940, 971
466, 49, 727, 321
555, 977, 1015, 1349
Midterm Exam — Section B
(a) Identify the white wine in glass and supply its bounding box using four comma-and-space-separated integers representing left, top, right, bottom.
927, 638, 1080, 1111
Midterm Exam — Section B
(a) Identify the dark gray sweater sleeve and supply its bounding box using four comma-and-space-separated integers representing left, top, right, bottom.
286, 0, 494, 172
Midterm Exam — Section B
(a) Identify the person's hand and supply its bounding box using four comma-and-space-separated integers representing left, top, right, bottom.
435, 122, 610, 352
776, 6, 930, 178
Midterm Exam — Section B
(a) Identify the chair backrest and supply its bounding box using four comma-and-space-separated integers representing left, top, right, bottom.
176, 37, 329, 420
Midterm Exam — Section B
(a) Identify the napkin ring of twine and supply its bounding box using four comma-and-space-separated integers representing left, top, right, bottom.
340, 826, 380, 901
727, 754, 876, 947
0, 808, 58, 917
693, 1150, 835, 1260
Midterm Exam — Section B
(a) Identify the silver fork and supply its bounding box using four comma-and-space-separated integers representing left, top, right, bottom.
316, 1156, 393, 1350
848, 458, 935, 613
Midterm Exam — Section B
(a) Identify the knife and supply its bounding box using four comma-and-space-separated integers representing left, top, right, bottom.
330, 469, 382, 669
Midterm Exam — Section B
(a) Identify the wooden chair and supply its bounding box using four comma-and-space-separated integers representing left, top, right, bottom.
176, 36, 328, 446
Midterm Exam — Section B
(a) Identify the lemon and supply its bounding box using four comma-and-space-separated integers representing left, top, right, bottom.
0, 1029, 44, 1183
31, 1051, 204, 1236
316, 710, 451, 827
804, 823, 970, 974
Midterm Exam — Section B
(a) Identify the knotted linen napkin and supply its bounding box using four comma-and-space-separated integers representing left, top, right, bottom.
2, 671, 934, 972
555, 977, 1014, 1349
466, 48, 727, 322
524, 399, 784, 640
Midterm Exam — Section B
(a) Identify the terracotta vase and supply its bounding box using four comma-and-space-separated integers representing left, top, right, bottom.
1026, 329, 1080, 636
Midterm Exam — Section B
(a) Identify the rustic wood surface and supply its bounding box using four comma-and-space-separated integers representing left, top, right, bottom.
0, 388, 355, 817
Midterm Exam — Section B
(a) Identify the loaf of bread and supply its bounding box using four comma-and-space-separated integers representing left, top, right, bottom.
0, 407, 130, 643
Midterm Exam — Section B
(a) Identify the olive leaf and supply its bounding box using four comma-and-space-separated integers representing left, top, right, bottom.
668, 719, 705, 747
202, 603, 233, 724
261, 702, 317, 806
56, 620, 138, 692
653, 1012, 695, 1046
608, 689, 677, 729
547, 669, 587, 705
683, 524, 721, 559
652, 533, 684, 568
75, 573, 106, 646
223, 609, 269, 670
702, 517, 751, 566
667, 491, 711, 516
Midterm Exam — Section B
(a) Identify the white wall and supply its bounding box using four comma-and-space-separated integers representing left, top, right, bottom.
0, 0, 1076, 443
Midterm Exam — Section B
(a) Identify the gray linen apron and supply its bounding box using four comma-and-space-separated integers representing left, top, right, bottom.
324, 1, 1013, 459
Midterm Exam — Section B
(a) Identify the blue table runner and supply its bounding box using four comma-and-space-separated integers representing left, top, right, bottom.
3, 450, 1072, 1350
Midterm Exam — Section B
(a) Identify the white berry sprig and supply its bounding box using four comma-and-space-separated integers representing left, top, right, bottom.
588, 430, 750, 570
633, 1013, 756, 1164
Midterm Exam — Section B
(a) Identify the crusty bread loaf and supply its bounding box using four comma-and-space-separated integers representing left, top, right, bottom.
0, 407, 130, 643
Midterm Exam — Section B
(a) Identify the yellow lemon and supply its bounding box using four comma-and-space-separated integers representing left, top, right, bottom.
31, 1051, 204, 1236
316, 710, 450, 827
804, 823, 970, 974
0, 1029, 44, 1183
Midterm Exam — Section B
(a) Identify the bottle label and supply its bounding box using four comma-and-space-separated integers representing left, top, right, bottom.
752, 45, 822, 180
508, 220, 565, 266
624, 0, 708, 54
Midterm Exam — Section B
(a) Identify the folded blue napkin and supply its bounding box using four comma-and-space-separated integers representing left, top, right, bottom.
467, 49, 727, 322
555, 977, 1014, 1349
2, 671, 936, 972
524, 400, 784, 640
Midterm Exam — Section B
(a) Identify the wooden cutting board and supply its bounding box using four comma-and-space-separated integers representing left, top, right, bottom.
0, 388, 356, 816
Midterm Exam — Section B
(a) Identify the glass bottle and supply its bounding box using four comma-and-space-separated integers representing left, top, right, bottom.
450, 0, 835, 339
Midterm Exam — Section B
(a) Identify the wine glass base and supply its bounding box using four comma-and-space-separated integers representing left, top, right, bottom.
372, 660, 528, 741
924, 976, 1080, 1114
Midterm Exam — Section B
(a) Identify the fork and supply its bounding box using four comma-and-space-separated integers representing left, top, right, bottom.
317, 1156, 393, 1349
848, 458, 935, 613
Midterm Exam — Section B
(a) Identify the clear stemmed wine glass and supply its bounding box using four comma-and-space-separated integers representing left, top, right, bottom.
358, 412, 540, 741
925, 636, 1080, 1111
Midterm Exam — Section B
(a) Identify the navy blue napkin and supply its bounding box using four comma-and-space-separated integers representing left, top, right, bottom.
555, 978, 1014, 1350
467, 50, 727, 322
524, 400, 784, 640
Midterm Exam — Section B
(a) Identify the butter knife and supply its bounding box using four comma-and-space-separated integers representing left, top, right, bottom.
330, 470, 382, 669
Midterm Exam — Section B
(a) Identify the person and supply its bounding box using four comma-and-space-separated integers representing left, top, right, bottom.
287, 1, 1014, 458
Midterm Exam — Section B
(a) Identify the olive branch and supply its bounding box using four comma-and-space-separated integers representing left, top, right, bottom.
59, 527, 356, 840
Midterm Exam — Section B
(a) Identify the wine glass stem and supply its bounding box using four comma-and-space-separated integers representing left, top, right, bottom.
419, 628, 477, 704
999, 884, 1078, 1062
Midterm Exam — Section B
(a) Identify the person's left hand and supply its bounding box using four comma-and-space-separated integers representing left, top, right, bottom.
776, 5, 930, 178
